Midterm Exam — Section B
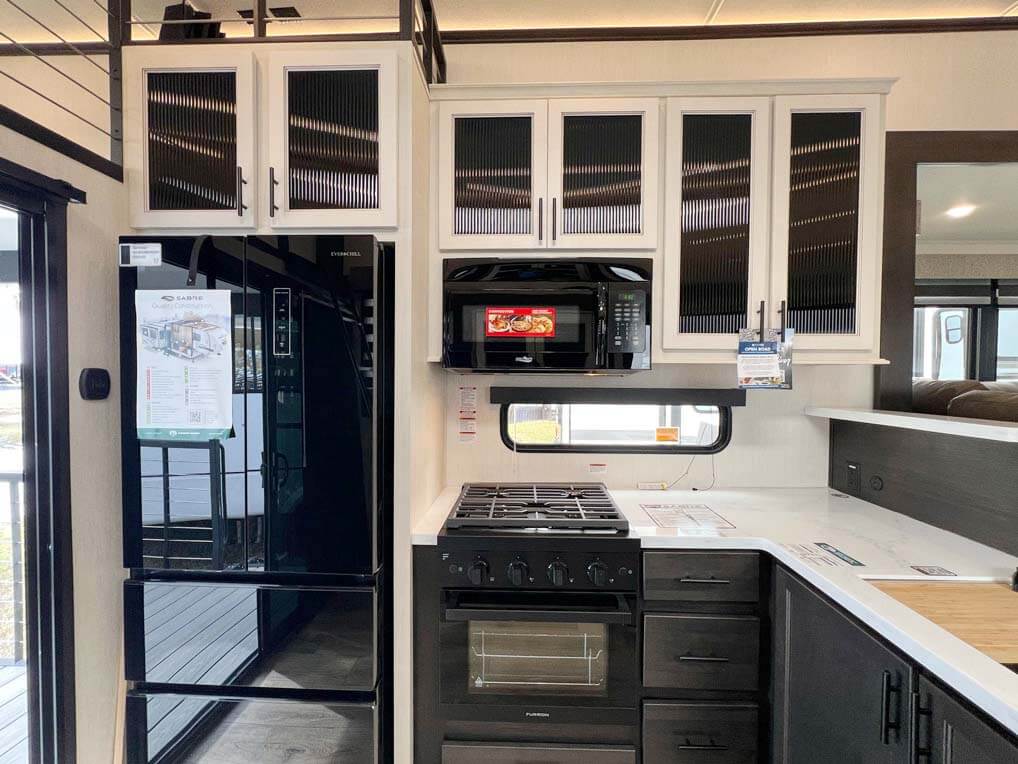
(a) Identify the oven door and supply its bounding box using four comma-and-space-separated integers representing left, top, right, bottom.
439, 590, 637, 721
443, 283, 605, 371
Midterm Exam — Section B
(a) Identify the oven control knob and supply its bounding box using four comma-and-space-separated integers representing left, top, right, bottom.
587, 561, 610, 587
467, 559, 489, 586
547, 561, 569, 587
507, 560, 529, 587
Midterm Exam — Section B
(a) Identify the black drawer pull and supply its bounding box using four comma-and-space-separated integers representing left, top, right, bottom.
677, 655, 730, 663
880, 670, 902, 745
677, 577, 732, 585
678, 744, 730, 751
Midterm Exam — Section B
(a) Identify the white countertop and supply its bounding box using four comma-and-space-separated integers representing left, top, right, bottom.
805, 406, 1018, 442
413, 486, 1018, 735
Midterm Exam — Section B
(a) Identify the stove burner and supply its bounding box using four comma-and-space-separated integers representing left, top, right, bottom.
445, 482, 628, 533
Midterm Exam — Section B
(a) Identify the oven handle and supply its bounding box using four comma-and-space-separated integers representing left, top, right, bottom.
444, 594, 634, 626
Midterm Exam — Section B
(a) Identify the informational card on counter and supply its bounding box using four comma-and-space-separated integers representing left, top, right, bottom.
135, 290, 233, 442
737, 328, 794, 389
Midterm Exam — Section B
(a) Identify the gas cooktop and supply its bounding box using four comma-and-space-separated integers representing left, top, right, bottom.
444, 482, 628, 533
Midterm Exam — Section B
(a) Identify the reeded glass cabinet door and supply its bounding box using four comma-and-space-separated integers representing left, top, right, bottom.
770, 94, 884, 352
438, 100, 548, 250
662, 98, 771, 350
547, 98, 659, 250
129, 50, 256, 229
267, 50, 398, 228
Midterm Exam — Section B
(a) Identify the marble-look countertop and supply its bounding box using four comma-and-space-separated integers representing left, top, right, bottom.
413, 486, 1018, 735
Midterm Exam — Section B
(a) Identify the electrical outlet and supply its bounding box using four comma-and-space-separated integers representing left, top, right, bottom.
846, 462, 862, 495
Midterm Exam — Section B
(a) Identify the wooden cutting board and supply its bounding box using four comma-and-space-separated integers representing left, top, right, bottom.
873, 581, 1018, 665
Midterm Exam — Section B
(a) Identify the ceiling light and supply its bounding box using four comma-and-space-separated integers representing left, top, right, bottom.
946, 204, 976, 219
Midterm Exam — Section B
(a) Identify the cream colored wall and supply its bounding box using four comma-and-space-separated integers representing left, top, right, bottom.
0, 125, 126, 764
441, 30, 1018, 131
0, 56, 113, 159
445, 365, 872, 490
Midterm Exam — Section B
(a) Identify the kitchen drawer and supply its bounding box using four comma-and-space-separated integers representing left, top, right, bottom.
442, 742, 637, 764
643, 614, 760, 691
643, 702, 758, 763
124, 580, 378, 692
644, 552, 760, 603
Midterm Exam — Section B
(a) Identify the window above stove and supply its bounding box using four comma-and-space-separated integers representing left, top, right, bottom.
500, 402, 731, 454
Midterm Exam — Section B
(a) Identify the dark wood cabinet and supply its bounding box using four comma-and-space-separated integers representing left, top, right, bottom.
643, 702, 758, 763
643, 552, 760, 603
644, 614, 760, 691
772, 566, 911, 764
916, 676, 1018, 763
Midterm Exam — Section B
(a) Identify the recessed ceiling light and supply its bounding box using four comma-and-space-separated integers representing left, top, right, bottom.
946, 204, 976, 219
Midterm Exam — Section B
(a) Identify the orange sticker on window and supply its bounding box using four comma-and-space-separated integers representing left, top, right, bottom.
655, 427, 679, 442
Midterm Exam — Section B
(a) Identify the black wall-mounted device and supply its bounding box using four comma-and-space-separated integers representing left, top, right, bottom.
78, 368, 111, 400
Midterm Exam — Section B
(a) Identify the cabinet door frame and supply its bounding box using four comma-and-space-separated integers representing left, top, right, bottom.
127, 48, 257, 230
437, 99, 549, 250
547, 97, 660, 250
770, 93, 885, 352
266, 49, 398, 229
662, 97, 772, 350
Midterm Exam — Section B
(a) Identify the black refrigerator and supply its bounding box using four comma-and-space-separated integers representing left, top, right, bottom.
118, 235, 393, 764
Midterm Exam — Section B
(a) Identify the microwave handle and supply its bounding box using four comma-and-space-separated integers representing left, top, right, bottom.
445, 595, 633, 626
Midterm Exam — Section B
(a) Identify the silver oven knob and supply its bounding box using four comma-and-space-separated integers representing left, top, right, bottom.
547, 561, 569, 587
507, 560, 529, 587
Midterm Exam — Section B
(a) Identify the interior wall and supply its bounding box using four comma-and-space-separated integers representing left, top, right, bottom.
441, 30, 1018, 131
916, 252, 1018, 279
445, 365, 872, 489
0, 125, 125, 764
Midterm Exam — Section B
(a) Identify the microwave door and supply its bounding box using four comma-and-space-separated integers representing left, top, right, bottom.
445, 284, 603, 370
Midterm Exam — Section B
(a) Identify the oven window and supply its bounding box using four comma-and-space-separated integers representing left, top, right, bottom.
501, 403, 731, 454
468, 621, 607, 696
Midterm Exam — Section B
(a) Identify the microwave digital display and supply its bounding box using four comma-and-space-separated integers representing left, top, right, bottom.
485, 307, 556, 338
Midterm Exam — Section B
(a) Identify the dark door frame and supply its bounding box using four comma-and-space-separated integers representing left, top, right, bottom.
0, 157, 82, 763
876, 131, 1018, 411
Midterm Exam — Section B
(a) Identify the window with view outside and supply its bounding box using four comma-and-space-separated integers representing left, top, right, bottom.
504, 404, 723, 450
913, 306, 971, 380
998, 308, 1018, 380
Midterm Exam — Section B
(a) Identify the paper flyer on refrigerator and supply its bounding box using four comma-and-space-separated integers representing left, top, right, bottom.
135, 290, 233, 441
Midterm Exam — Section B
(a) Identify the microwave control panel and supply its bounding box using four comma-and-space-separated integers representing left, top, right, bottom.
608, 288, 647, 354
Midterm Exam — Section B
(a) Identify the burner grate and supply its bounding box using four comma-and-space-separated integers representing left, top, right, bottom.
446, 483, 627, 532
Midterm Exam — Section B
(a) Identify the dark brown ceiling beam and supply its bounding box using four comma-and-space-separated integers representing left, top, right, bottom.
442, 16, 1018, 44
0, 41, 111, 56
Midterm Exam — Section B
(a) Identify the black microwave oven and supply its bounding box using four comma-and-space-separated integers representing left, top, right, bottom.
442, 258, 652, 372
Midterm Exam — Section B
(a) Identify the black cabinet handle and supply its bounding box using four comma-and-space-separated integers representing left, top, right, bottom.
677, 655, 730, 663
676, 577, 731, 585
236, 166, 248, 217
269, 166, 279, 218
552, 197, 557, 242
757, 299, 766, 340
910, 691, 933, 763
880, 671, 903, 745
538, 197, 544, 241
677, 744, 730, 751
779, 298, 787, 342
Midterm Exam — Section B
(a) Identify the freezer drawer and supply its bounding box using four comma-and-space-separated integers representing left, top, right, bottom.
441, 742, 637, 764
643, 614, 760, 691
126, 692, 377, 764
643, 702, 759, 763
124, 580, 378, 692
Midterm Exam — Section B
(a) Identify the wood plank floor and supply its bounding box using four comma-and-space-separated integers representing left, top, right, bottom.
0, 666, 27, 764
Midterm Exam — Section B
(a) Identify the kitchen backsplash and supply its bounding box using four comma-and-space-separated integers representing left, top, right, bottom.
445, 365, 873, 489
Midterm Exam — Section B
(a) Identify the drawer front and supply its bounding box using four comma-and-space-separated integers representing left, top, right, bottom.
442, 742, 637, 764
124, 580, 378, 692
643, 614, 760, 691
644, 552, 760, 603
643, 702, 758, 763
126, 692, 377, 764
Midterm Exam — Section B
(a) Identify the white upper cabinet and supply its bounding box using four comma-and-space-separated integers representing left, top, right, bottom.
437, 97, 659, 250
437, 100, 548, 250
546, 98, 659, 250
769, 94, 885, 352
266, 50, 398, 229
662, 97, 771, 351
127, 49, 257, 229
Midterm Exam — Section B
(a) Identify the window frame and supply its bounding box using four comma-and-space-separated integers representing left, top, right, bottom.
498, 402, 733, 455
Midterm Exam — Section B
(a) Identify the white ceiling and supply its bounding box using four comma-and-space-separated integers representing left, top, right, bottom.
917, 163, 1018, 243
4, 0, 1018, 42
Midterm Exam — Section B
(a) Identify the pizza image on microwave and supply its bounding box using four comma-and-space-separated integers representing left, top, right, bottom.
485, 307, 557, 338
